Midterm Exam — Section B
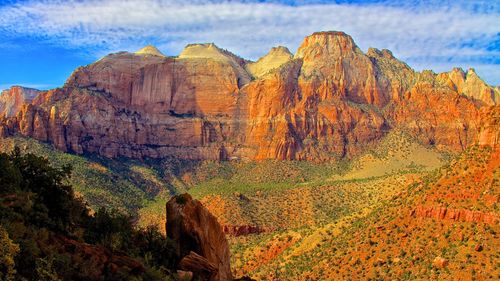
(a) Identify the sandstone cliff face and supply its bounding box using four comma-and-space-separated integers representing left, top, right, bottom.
0, 31, 496, 160
166, 194, 232, 281
477, 105, 499, 148
0, 86, 41, 117
437, 68, 499, 105
389, 82, 482, 151
246, 46, 292, 78
411, 205, 499, 225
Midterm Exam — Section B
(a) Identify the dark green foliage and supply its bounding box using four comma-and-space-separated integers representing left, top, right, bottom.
0, 147, 87, 235
134, 225, 178, 269
0, 147, 177, 280
84, 208, 134, 251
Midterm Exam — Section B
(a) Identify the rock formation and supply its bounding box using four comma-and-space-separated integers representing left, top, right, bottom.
437, 68, 499, 105
245, 46, 292, 78
166, 194, 232, 281
135, 45, 166, 57
411, 205, 499, 225
477, 105, 499, 148
51, 235, 145, 280
0, 86, 40, 117
0, 31, 497, 160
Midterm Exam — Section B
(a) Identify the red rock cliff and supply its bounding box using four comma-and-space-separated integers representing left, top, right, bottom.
0, 31, 496, 160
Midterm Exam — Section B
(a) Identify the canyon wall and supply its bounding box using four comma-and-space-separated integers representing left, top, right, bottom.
0, 31, 497, 160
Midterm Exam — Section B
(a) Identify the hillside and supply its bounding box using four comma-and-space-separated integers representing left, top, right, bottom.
226, 107, 499, 280
250, 144, 498, 280
0, 109, 496, 280
0, 136, 176, 215
0, 148, 179, 280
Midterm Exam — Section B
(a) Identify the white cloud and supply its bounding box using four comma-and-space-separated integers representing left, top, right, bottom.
0, 0, 499, 84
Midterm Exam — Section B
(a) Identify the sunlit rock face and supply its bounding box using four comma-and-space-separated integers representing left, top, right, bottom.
436, 67, 499, 105
477, 105, 499, 148
0, 32, 496, 160
246, 46, 293, 78
0, 86, 41, 117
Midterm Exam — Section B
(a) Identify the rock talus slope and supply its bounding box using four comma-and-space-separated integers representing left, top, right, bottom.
0, 31, 497, 160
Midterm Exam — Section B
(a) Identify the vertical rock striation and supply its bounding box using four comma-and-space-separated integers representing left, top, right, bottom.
0, 32, 497, 160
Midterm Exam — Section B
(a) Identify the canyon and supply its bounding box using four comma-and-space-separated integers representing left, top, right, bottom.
0, 30, 499, 281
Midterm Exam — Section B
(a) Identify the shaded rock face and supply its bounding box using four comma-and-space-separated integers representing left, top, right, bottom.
0, 86, 41, 117
0, 31, 496, 160
166, 194, 232, 281
51, 235, 145, 280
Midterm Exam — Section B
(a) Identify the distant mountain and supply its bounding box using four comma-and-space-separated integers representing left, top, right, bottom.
0, 86, 40, 117
0, 31, 497, 161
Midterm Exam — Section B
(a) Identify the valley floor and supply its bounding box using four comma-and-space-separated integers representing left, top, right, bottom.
1, 131, 497, 280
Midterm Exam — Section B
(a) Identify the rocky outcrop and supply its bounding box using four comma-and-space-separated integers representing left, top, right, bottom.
389, 82, 481, 150
437, 68, 499, 105
295, 31, 389, 106
477, 105, 499, 147
222, 225, 271, 237
0, 86, 41, 118
51, 235, 145, 280
135, 45, 166, 57
179, 43, 251, 87
0, 31, 496, 161
246, 46, 292, 78
166, 194, 232, 281
411, 205, 499, 225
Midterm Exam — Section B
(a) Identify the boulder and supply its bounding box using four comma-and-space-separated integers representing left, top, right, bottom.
432, 256, 448, 268
166, 194, 232, 281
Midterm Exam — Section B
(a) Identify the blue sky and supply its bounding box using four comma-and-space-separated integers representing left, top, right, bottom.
0, 0, 499, 90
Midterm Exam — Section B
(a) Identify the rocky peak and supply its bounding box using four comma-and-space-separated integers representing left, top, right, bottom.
0, 86, 41, 117
437, 67, 497, 105
294, 31, 390, 105
179, 43, 239, 63
269, 46, 292, 55
367, 48, 396, 60
452, 67, 466, 76
246, 46, 293, 78
179, 43, 251, 87
135, 45, 166, 57
466, 67, 477, 76
294, 31, 359, 60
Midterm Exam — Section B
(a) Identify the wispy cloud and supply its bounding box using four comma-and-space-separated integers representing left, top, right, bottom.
0, 0, 499, 84
0, 83, 55, 91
